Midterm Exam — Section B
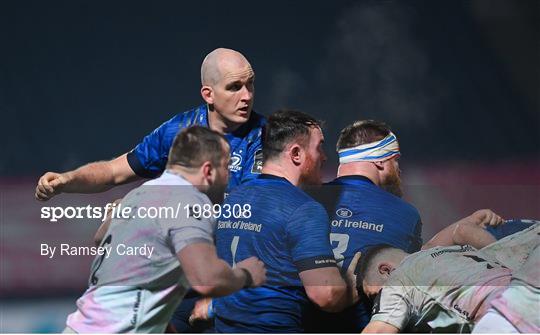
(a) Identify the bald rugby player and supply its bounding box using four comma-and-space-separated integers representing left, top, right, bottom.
35, 48, 265, 199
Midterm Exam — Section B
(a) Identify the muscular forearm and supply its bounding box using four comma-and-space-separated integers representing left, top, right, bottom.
61, 154, 138, 193
422, 209, 503, 249
423, 214, 497, 250
327, 285, 350, 312
61, 161, 118, 193
180, 244, 265, 297
322, 277, 357, 313
191, 259, 248, 297
452, 223, 496, 249
302, 267, 350, 312
422, 221, 461, 249
36, 154, 140, 201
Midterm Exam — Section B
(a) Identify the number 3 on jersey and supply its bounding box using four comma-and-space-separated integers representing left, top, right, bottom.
330, 233, 349, 267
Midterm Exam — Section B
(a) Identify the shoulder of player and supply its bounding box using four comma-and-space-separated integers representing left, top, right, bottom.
173, 181, 212, 205
387, 250, 436, 286
228, 180, 323, 213
150, 104, 207, 142
285, 184, 321, 203
374, 187, 420, 218
289, 193, 328, 219
334, 181, 420, 217
172, 104, 208, 127
138, 173, 210, 202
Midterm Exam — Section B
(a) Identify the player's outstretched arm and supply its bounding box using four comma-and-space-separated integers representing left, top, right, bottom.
35, 153, 140, 201
422, 209, 504, 250
177, 242, 266, 297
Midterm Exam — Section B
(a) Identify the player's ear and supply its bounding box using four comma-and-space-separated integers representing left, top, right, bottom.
378, 262, 393, 277
201, 161, 214, 185
289, 144, 303, 166
201, 86, 214, 105
372, 161, 385, 171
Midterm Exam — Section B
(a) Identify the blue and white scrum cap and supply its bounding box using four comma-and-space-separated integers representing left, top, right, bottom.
338, 132, 400, 164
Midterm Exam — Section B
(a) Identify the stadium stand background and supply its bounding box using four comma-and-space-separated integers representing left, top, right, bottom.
1, 0, 538, 332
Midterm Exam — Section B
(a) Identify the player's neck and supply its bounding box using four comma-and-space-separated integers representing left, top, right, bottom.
166, 166, 205, 187
207, 108, 241, 134
337, 164, 380, 186
261, 163, 301, 186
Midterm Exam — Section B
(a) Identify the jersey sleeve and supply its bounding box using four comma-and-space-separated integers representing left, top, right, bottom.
286, 201, 337, 272
370, 284, 413, 331
127, 115, 180, 178
164, 193, 216, 254
486, 219, 536, 240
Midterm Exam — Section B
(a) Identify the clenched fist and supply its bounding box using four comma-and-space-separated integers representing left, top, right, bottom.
35, 172, 69, 201
469, 209, 504, 227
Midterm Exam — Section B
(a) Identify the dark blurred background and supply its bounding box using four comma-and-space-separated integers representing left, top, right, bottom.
2, 0, 539, 173
1, 0, 539, 332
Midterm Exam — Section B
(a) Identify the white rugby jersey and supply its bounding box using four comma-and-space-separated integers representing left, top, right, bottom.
483, 223, 540, 333
371, 245, 511, 333
66, 171, 215, 333
478, 222, 539, 273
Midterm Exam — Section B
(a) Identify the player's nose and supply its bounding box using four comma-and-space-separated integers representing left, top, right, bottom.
239, 85, 253, 102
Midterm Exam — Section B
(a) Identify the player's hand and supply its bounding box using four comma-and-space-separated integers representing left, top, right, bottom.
236, 256, 266, 287
470, 209, 504, 227
188, 298, 213, 325
35, 172, 70, 201
346, 251, 362, 304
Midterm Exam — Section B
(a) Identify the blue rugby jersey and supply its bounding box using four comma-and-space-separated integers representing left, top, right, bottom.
487, 219, 538, 240
214, 174, 337, 333
325, 176, 422, 267
126, 104, 265, 193
305, 175, 422, 332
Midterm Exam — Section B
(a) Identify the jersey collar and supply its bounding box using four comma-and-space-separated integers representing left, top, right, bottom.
333, 175, 375, 186
258, 173, 293, 185
195, 105, 210, 127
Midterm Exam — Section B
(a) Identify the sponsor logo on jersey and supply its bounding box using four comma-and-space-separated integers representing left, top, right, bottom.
453, 304, 471, 321
336, 208, 353, 218
251, 149, 263, 174
229, 152, 243, 172
430, 245, 475, 258
331, 219, 384, 232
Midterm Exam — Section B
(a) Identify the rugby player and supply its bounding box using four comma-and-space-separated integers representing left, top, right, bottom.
304, 120, 422, 332
64, 126, 266, 333
473, 240, 540, 333
212, 110, 359, 332
36, 48, 264, 332
35, 47, 264, 200
358, 222, 540, 333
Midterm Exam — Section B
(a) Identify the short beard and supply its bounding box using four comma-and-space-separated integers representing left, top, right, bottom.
200, 169, 228, 204
381, 171, 403, 198
299, 153, 323, 186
